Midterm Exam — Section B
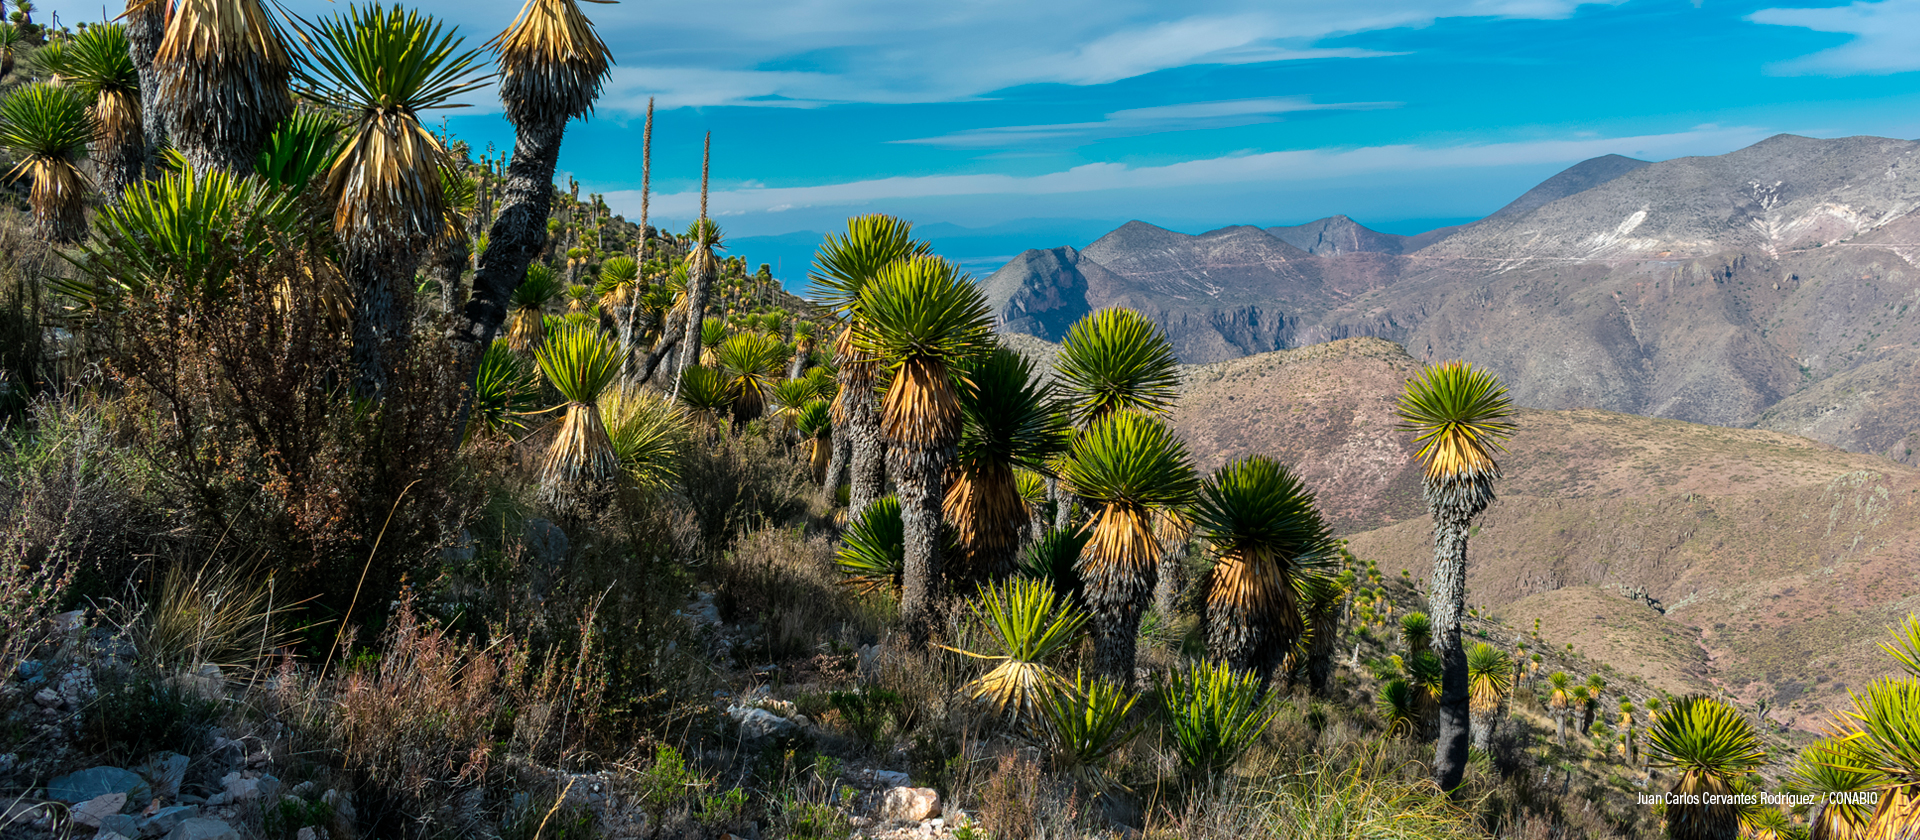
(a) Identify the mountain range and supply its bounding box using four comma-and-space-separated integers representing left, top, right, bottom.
983, 134, 1920, 464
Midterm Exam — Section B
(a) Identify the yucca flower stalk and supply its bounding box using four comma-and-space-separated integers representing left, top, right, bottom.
294, 3, 489, 398
1397, 360, 1516, 793
1193, 455, 1332, 683
946, 346, 1070, 584
1647, 696, 1767, 840
853, 254, 995, 643
1159, 659, 1277, 780
63, 23, 142, 201
156, 0, 293, 175
1466, 642, 1513, 752
715, 330, 785, 423
941, 577, 1089, 723
1037, 670, 1143, 794
1786, 738, 1885, 840
810, 214, 932, 515
533, 321, 623, 511
671, 165, 719, 398
0, 83, 93, 243
835, 494, 905, 596
1065, 411, 1199, 684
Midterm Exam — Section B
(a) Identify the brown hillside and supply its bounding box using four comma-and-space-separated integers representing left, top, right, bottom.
1161, 335, 1920, 730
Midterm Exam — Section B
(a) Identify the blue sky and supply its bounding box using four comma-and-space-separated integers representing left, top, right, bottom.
43, 0, 1920, 285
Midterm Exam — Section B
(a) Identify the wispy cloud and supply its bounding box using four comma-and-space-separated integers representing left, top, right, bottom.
1749, 0, 1920, 75
608, 126, 1768, 219
892, 97, 1401, 149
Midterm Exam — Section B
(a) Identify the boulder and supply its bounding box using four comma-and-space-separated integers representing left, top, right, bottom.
522, 519, 569, 568
99, 814, 140, 838
71, 792, 127, 827
221, 772, 280, 803
164, 818, 240, 840
727, 706, 797, 741
879, 787, 941, 822
46, 766, 151, 805
137, 804, 198, 837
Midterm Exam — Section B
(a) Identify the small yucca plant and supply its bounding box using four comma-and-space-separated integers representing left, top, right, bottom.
533, 320, 623, 508
599, 383, 686, 493
1646, 695, 1767, 840
1377, 678, 1420, 738
699, 316, 727, 365
507, 263, 562, 351
1036, 670, 1142, 793
1017, 526, 1090, 611
465, 338, 539, 442
769, 378, 815, 429
0, 83, 94, 243
835, 494, 905, 596
715, 330, 787, 422
675, 364, 734, 424
1399, 611, 1432, 654
1158, 659, 1276, 779
595, 254, 639, 307
1466, 642, 1513, 752
1827, 679, 1920, 838
1784, 738, 1883, 840
942, 577, 1089, 721
796, 398, 833, 483
565, 282, 594, 313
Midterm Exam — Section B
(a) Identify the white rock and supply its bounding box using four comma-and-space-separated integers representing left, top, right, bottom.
728, 705, 797, 741
879, 787, 941, 822
70, 792, 126, 828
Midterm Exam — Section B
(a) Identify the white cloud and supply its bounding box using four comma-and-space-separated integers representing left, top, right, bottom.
892, 96, 1401, 149
606, 125, 1770, 219
1750, 0, 1920, 75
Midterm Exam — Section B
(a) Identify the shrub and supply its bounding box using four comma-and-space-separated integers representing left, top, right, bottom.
1159, 659, 1277, 779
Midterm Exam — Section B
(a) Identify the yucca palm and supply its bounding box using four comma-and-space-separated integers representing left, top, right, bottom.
595, 254, 638, 307
1159, 659, 1277, 779
598, 383, 684, 494
1065, 411, 1199, 684
853, 254, 994, 642
254, 110, 345, 193
810, 214, 932, 515
1378, 678, 1420, 738
1054, 307, 1181, 427
1400, 611, 1433, 655
1193, 455, 1332, 682
1296, 571, 1348, 693
1547, 672, 1573, 745
506, 263, 562, 352
0, 23, 22, 82
674, 364, 734, 425
464, 338, 539, 442
946, 346, 1070, 584
1646, 696, 1767, 840
1466, 642, 1513, 752
1017, 525, 1090, 612
63, 23, 142, 201
698, 316, 727, 365
0, 83, 93, 243
1786, 738, 1885, 840
1397, 360, 1516, 793
1585, 674, 1607, 733
1405, 650, 1444, 734
672, 206, 721, 397
533, 321, 623, 511
1037, 670, 1143, 794
942, 578, 1088, 722
769, 378, 816, 430
788, 320, 816, 380
715, 330, 785, 422
155, 0, 293, 175
295, 4, 489, 398
796, 399, 833, 483
1828, 678, 1920, 838
835, 494, 904, 596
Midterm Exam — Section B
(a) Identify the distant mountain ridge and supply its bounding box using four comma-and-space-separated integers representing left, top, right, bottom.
985, 134, 1920, 464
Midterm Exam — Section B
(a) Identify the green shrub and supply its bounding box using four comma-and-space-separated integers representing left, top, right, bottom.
1158, 659, 1276, 779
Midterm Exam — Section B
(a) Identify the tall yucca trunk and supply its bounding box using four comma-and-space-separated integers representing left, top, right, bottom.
94, 91, 143, 201
837, 338, 886, 519
124, 0, 166, 168
1668, 771, 1741, 840
1082, 503, 1156, 685
1427, 473, 1492, 794
1469, 696, 1497, 752
1205, 547, 1300, 680
1306, 610, 1340, 693
1153, 535, 1185, 619
891, 437, 950, 644
674, 247, 713, 393
818, 421, 849, 503
434, 237, 468, 315
346, 250, 416, 399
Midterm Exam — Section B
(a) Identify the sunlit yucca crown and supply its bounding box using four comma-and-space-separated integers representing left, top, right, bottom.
534, 319, 620, 405
853, 254, 994, 447
493, 0, 614, 127
1396, 360, 1516, 484
157, 0, 294, 164
1054, 307, 1180, 427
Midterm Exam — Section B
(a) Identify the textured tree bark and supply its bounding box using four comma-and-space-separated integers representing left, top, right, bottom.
1089, 583, 1149, 688
1153, 537, 1184, 619
673, 249, 713, 394
435, 239, 468, 316
1306, 613, 1340, 694
1054, 487, 1077, 531
124, 2, 167, 170
637, 308, 684, 387
843, 366, 886, 521
818, 421, 849, 504
1426, 474, 1492, 795
447, 117, 565, 435
890, 439, 950, 646
345, 251, 416, 400
1470, 707, 1495, 753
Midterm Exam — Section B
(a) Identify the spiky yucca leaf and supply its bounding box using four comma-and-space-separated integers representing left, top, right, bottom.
1194, 454, 1332, 672
1037, 670, 1143, 792
0, 24, 21, 80
465, 338, 539, 441
565, 282, 595, 313
804, 365, 837, 401
1883, 614, 1920, 678
946, 347, 1070, 581
534, 322, 623, 504
595, 254, 638, 305
507, 263, 562, 351
1647, 696, 1768, 840
674, 364, 734, 421
797, 398, 833, 480
1159, 659, 1277, 777
0, 83, 93, 243
157, 0, 294, 173
836, 495, 905, 596
295, 4, 488, 255
1018, 526, 1090, 609
808, 213, 931, 317
1054, 308, 1180, 427
1466, 642, 1513, 714
700, 316, 728, 349
1399, 612, 1433, 654
1015, 468, 1048, 511
853, 254, 995, 447
492, 0, 614, 128
770, 378, 816, 427
942, 578, 1089, 720
1378, 678, 1420, 737
255, 110, 345, 192
599, 383, 685, 492
1785, 738, 1884, 840
1396, 361, 1516, 485
534, 319, 620, 405
715, 330, 786, 422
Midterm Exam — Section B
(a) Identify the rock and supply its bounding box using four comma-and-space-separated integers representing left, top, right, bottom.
56, 666, 96, 708
728, 706, 798, 741
221, 772, 280, 803
99, 814, 140, 838
206, 739, 244, 774
32, 688, 60, 708
522, 519, 569, 568
290, 781, 318, 799
177, 665, 224, 701
96, 833, 136, 840
139, 752, 190, 799
51, 609, 86, 633
164, 818, 239, 840
441, 529, 477, 564
0, 753, 16, 775
879, 787, 941, 822
680, 592, 720, 629
16, 660, 43, 682
295, 828, 324, 840
320, 789, 356, 830
203, 792, 231, 807
72, 792, 127, 827
137, 804, 198, 837
47, 766, 152, 805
